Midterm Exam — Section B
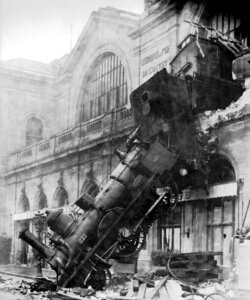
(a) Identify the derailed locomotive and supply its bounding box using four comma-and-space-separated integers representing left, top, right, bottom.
19, 68, 242, 290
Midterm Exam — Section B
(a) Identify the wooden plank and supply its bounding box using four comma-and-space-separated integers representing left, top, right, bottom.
126, 281, 134, 298
165, 280, 183, 300
146, 276, 169, 300
137, 283, 147, 299
158, 286, 170, 300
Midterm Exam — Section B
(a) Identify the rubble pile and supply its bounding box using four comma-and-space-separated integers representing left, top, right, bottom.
103, 273, 231, 300
198, 88, 250, 133
0, 276, 53, 299
0, 272, 243, 300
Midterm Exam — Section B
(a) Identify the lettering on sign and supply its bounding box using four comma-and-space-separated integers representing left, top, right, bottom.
141, 46, 170, 80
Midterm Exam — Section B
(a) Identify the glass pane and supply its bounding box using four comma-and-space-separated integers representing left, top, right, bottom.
82, 52, 127, 121
224, 199, 233, 223
174, 227, 180, 251
214, 205, 222, 224
207, 204, 213, 224
214, 227, 222, 252
207, 227, 213, 251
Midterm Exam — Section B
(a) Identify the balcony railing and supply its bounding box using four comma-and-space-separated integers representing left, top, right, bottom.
7, 107, 134, 171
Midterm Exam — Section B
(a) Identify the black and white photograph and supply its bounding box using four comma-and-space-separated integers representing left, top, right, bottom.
0, 0, 249, 299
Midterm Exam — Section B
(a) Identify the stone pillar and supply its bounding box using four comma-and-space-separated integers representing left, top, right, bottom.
10, 221, 16, 264
27, 221, 34, 266
14, 221, 22, 264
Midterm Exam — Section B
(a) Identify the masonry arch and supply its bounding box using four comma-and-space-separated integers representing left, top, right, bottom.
53, 187, 69, 208
81, 178, 100, 197
17, 190, 30, 212
73, 44, 132, 125
22, 113, 48, 147
208, 154, 236, 184
34, 190, 48, 210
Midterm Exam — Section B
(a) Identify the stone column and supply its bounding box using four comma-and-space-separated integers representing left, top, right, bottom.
9, 220, 16, 264
27, 220, 34, 266
14, 221, 22, 264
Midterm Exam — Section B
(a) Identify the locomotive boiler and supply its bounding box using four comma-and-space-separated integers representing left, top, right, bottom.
19, 68, 242, 290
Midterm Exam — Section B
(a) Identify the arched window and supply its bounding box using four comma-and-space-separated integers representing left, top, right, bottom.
34, 191, 48, 210
208, 155, 235, 184
53, 187, 69, 208
81, 179, 99, 197
25, 117, 43, 146
80, 52, 128, 121
18, 189, 30, 212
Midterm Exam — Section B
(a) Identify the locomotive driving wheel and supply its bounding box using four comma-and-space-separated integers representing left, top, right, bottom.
114, 225, 146, 259
86, 267, 111, 290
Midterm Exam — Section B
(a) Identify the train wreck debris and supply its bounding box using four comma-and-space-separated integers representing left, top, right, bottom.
0, 273, 234, 300
18, 68, 242, 291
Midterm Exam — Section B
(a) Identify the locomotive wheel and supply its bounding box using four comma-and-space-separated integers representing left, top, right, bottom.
87, 268, 111, 290
114, 225, 146, 259
98, 207, 124, 239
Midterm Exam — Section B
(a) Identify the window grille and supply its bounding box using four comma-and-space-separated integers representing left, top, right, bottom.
81, 52, 127, 121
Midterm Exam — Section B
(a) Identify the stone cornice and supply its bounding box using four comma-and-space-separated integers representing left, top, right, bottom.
129, 3, 177, 39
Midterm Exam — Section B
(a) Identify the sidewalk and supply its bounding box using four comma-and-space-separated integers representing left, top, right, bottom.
0, 264, 56, 280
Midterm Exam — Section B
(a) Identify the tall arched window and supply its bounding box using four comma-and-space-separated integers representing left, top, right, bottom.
208, 155, 235, 184
34, 191, 48, 210
18, 189, 30, 212
81, 52, 128, 121
53, 187, 69, 208
81, 179, 99, 197
25, 117, 43, 146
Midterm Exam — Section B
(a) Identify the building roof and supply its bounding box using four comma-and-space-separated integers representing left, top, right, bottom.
0, 55, 69, 77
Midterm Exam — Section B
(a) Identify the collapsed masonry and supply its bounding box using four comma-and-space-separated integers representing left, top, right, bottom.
199, 84, 250, 134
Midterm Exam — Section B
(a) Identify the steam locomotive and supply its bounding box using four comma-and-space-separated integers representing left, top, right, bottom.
19, 68, 242, 290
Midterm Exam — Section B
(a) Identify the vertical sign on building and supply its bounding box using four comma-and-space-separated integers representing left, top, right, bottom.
140, 45, 170, 83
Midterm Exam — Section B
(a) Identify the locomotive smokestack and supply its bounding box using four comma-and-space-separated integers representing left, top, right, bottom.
19, 228, 55, 259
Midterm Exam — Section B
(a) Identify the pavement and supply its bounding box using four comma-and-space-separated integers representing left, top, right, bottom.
0, 264, 56, 280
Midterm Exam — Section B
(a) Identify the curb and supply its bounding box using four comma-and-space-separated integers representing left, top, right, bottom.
0, 270, 35, 280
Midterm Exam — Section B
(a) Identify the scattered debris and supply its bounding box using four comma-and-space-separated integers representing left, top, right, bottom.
2, 271, 249, 300
199, 88, 250, 133
0, 277, 52, 299
30, 277, 57, 292
152, 252, 221, 284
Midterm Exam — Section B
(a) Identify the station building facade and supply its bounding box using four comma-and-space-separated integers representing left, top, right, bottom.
0, 0, 250, 274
